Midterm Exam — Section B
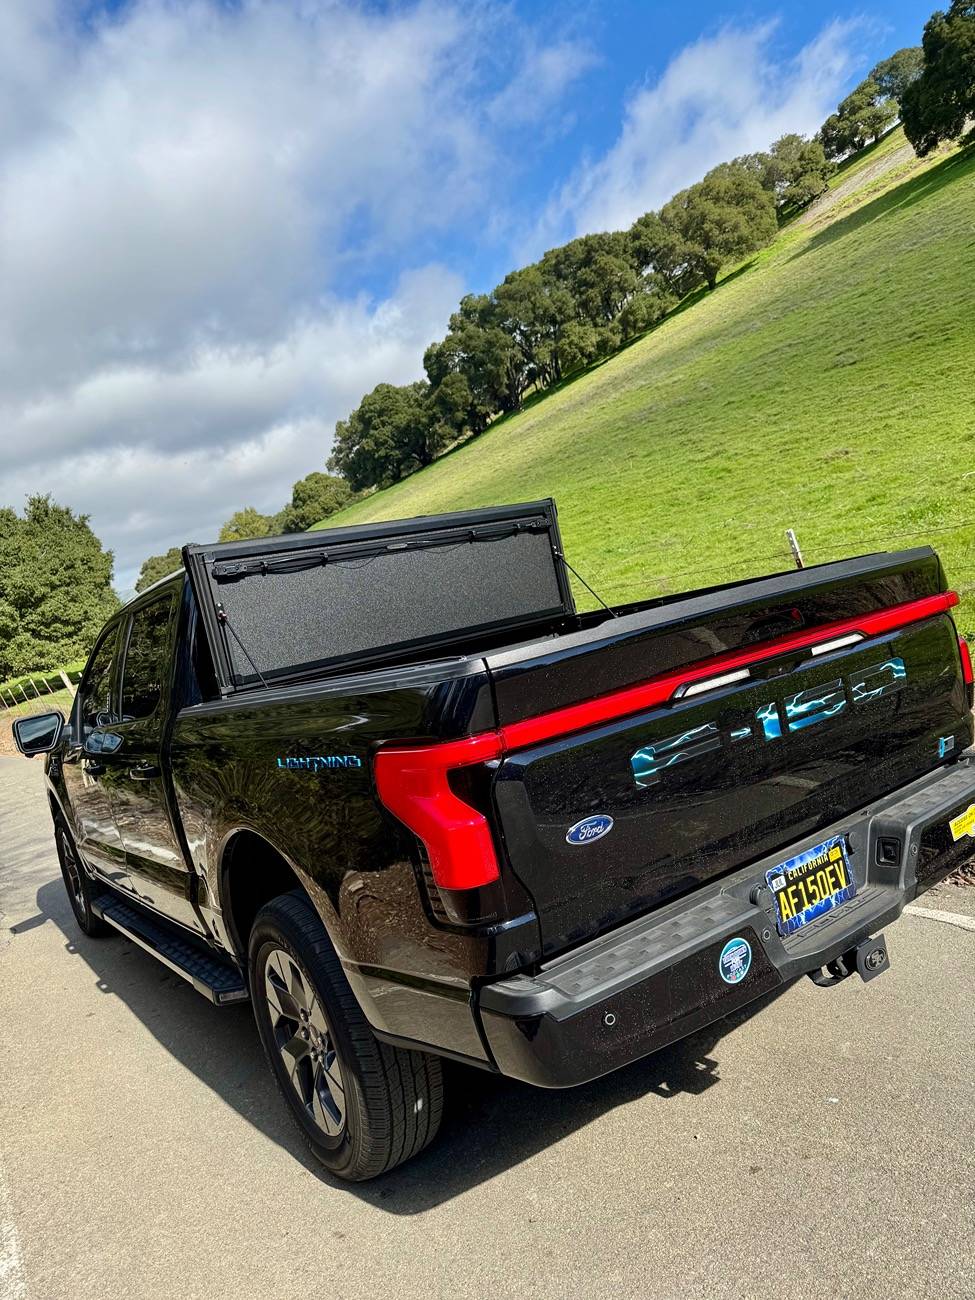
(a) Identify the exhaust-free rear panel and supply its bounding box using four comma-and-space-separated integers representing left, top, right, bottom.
183, 501, 573, 692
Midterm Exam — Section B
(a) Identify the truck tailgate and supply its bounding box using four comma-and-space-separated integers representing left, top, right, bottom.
486, 549, 973, 956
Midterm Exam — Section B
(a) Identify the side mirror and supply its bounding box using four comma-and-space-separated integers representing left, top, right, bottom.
13, 710, 65, 757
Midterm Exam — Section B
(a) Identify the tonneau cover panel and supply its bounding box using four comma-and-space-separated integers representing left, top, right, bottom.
183, 500, 574, 693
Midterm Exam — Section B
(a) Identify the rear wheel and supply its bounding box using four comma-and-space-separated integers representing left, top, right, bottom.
249, 891, 444, 1181
54, 817, 108, 937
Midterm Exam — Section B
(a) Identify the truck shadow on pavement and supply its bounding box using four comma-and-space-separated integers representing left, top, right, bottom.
22, 876, 791, 1214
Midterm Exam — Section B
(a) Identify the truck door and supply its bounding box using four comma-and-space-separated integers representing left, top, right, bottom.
60, 620, 129, 889
110, 585, 205, 936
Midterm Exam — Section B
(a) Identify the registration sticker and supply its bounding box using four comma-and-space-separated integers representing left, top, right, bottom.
949, 804, 975, 842
765, 835, 856, 937
718, 937, 752, 984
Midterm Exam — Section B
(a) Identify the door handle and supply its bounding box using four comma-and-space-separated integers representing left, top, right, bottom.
130, 764, 160, 781
83, 760, 106, 776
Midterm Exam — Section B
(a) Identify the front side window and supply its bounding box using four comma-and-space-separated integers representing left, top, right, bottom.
120, 594, 175, 721
78, 626, 120, 734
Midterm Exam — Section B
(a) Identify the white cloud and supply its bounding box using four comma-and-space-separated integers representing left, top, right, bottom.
0, 1, 532, 592
545, 18, 867, 240
489, 38, 596, 126
1, 263, 461, 593
0, 1, 481, 397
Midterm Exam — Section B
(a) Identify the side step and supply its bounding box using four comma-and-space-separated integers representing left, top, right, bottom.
91, 893, 249, 1006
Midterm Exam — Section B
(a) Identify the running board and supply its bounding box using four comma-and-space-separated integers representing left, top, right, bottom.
90, 893, 249, 1006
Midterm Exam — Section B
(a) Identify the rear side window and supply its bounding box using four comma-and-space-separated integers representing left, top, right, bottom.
79, 627, 120, 733
121, 594, 175, 721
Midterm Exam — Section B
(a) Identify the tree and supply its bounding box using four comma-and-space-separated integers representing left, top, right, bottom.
660, 168, 778, 290
218, 507, 276, 543
492, 266, 556, 391
278, 472, 352, 532
451, 294, 530, 414
424, 338, 492, 435
818, 79, 897, 159
870, 47, 925, 105
902, 3, 975, 156
0, 495, 119, 678
761, 135, 833, 210
425, 372, 475, 449
135, 547, 183, 592
540, 233, 641, 333
328, 381, 436, 492
617, 277, 677, 339
629, 211, 698, 297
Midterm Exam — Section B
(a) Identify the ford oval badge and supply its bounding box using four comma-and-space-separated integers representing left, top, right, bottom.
565, 814, 614, 845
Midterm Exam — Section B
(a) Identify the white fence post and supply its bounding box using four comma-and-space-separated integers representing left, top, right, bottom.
785, 528, 804, 570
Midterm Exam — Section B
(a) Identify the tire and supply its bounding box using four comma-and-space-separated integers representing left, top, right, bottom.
54, 816, 109, 937
249, 891, 444, 1181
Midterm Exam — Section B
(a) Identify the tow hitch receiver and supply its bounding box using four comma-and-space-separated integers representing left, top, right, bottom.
854, 932, 889, 982
807, 933, 889, 987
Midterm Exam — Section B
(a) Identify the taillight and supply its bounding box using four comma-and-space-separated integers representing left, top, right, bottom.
374, 733, 503, 890
959, 636, 973, 688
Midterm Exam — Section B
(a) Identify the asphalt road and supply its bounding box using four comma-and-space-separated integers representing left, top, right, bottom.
1, 754, 973, 1300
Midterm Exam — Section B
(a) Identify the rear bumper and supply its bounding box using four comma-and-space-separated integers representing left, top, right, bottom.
476, 755, 975, 1087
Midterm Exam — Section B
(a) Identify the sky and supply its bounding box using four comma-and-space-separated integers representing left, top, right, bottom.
0, 0, 935, 594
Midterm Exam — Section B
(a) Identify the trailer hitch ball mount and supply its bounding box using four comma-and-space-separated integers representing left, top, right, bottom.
807, 933, 889, 988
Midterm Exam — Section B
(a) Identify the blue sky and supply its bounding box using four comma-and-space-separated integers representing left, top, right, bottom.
0, 0, 936, 590
329, 0, 934, 301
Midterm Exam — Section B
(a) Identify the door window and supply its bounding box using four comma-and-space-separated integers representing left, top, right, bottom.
78, 626, 120, 734
120, 595, 175, 721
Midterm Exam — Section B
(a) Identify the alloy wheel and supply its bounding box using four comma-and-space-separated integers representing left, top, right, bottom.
263, 947, 346, 1138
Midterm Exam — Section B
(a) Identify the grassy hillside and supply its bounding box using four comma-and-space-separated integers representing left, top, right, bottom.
316, 129, 975, 632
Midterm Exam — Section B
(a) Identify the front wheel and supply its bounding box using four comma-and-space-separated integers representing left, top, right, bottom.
54, 817, 108, 937
249, 891, 444, 1181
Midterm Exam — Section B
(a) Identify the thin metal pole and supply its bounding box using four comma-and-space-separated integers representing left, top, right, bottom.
786, 528, 804, 569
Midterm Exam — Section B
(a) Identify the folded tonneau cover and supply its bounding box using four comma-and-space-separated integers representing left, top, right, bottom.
183, 500, 574, 693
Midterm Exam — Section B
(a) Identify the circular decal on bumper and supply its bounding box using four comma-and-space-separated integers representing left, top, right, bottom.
718, 936, 752, 984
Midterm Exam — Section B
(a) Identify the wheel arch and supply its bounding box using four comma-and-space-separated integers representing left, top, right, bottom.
217, 828, 340, 961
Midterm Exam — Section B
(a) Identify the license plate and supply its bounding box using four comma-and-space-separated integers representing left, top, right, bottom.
765, 835, 856, 937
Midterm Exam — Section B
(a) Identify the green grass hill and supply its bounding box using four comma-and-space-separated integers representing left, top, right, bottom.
315, 129, 975, 632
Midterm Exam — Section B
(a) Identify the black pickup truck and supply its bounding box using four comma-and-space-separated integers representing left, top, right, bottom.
15, 500, 975, 1180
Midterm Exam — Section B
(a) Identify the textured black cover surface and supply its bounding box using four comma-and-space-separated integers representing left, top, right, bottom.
183, 500, 572, 690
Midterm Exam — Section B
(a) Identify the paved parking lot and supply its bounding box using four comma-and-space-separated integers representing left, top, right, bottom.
1, 753, 973, 1300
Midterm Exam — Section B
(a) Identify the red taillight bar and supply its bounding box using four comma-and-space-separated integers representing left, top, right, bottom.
959, 636, 973, 687
374, 734, 503, 890
501, 589, 958, 751
374, 590, 959, 891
